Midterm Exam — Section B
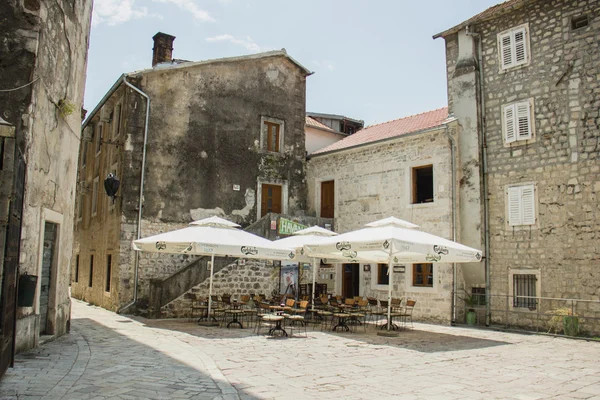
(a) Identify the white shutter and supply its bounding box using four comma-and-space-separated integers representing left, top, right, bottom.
514, 28, 527, 65
503, 104, 516, 144
500, 33, 513, 69
508, 186, 523, 226
516, 101, 532, 140
521, 185, 535, 225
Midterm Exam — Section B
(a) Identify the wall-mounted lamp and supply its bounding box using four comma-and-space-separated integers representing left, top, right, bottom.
104, 173, 120, 203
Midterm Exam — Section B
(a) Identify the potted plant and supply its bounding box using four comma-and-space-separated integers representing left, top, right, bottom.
547, 307, 579, 336
459, 291, 478, 326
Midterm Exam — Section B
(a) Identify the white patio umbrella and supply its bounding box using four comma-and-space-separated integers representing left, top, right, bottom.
273, 226, 338, 310
133, 216, 296, 320
303, 216, 483, 330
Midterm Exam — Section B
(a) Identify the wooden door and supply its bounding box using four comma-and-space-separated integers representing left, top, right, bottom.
321, 181, 334, 218
342, 263, 359, 299
39, 222, 57, 334
0, 148, 25, 377
261, 184, 282, 217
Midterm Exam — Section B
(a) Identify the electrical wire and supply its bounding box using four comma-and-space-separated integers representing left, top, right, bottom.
0, 77, 40, 92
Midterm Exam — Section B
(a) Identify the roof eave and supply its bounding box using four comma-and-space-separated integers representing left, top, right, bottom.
311, 123, 448, 158
82, 74, 125, 128
432, 0, 534, 40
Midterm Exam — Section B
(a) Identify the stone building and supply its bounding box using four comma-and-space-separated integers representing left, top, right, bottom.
306, 107, 482, 324
71, 33, 313, 314
435, 0, 600, 332
0, 0, 92, 372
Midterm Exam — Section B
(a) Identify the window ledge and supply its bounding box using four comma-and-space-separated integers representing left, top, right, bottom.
408, 201, 436, 209
406, 285, 436, 294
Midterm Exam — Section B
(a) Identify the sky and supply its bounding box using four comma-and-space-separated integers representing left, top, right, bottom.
85, 0, 500, 126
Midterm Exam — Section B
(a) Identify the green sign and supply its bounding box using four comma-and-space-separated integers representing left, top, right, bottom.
278, 218, 307, 235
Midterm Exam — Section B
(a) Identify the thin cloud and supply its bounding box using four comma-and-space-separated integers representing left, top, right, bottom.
92, 0, 154, 26
206, 34, 261, 52
312, 60, 335, 71
152, 0, 215, 22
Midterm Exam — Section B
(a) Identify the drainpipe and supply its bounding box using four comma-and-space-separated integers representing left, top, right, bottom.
444, 121, 457, 324
118, 75, 150, 314
466, 25, 491, 326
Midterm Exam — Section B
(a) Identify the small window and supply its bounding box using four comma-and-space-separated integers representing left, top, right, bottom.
472, 287, 486, 305
413, 263, 433, 287
95, 124, 102, 155
91, 177, 99, 217
108, 164, 119, 210
265, 121, 280, 152
89, 255, 94, 287
377, 264, 389, 285
513, 274, 537, 309
503, 100, 533, 144
113, 104, 122, 138
412, 165, 434, 204
571, 15, 589, 31
498, 25, 529, 70
507, 184, 536, 226
105, 254, 112, 292
74, 254, 79, 283
77, 193, 83, 221
81, 141, 88, 168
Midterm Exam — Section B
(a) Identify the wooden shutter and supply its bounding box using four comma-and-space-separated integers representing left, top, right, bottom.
503, 104, 516, 144
514, 28, 527, 65
508, 186, 522, 226
320, 180, 335, 218
521, 185, 535, 225
508, 185, 535, 226
500, 33, 513, 69
516, 101, 532, 140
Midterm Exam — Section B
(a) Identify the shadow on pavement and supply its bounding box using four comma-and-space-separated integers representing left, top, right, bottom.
0, 315, 257, 400
139, 317, 510, 354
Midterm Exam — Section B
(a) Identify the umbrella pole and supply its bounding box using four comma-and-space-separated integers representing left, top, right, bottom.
387, 253, 393, 331
311, 258, 318, 311
207, 253, 215, 320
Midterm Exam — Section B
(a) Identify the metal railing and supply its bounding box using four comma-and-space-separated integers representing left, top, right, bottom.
454, 292, 600, 338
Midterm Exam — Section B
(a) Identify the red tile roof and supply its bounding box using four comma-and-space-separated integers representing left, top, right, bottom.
305, 116, 336, 133
311, 107, 449, 155
433, 0, 531, 39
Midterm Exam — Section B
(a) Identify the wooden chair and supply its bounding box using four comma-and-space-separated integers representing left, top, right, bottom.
288, 300, 309, 337
400, 300, 416, 328
283, 298, 296, 312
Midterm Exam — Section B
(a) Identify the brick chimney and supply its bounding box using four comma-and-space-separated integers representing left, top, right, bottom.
152, 32, 176, 67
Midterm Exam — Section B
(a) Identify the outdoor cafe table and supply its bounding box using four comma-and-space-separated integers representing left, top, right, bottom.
225, 301, 245, 329
265, 306, 288, 336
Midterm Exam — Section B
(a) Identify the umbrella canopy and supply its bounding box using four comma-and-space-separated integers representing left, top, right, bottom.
274, 226, 338, 309
133, 216, 296, 260
133, 216, 295, 320
303, 217, 482, 264
303, 217, 482, 330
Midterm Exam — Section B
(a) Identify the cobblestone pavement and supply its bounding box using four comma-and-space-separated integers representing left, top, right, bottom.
2, 299, 600, 399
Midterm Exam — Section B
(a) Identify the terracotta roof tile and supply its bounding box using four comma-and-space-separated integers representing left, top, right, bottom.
433, 0, 531, 39
305, 116, 336, 132
312, 107, 449, 155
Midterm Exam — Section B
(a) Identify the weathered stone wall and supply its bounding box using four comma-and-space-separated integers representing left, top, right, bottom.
0, 0, 92, 352
160, 259, 278, 318
126, 54, 308, 227
306, 125, 462, 323
445, 0, 600, 331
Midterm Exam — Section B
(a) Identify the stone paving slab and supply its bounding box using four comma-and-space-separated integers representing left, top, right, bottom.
2, 299, 600, 399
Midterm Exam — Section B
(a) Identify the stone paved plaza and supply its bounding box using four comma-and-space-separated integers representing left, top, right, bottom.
1, 299, 600, 399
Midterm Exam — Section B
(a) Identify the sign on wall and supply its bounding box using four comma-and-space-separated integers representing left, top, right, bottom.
278, 218, 307, 235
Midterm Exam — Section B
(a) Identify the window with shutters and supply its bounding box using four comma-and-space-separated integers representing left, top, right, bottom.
502, 99, 534, 145
260, 116, 284, 153
91, 177, 99, 217
507, 184, 536, 227
498, 24, 529, 71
